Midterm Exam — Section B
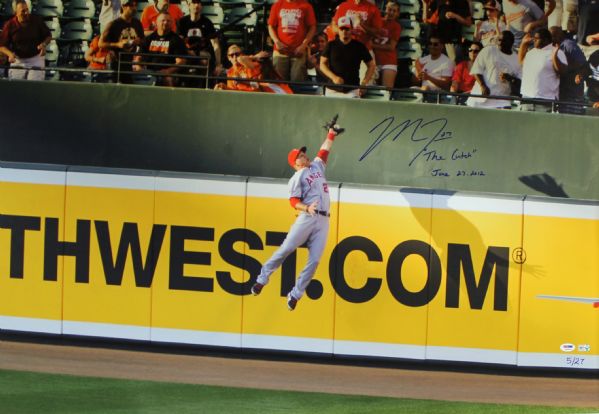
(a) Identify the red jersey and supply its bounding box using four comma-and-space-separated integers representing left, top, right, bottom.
226, 64, 262, 92
141, 4, 184, 33
268, 0, 317, 51
452, 61, 475, 93
333, 0, 383, 49
373, 19, 401, 66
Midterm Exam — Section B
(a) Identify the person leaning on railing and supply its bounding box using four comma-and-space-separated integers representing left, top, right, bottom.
467, 30, 521, 109
99, 0, 144, 83
214, 45, 265, 92
134, 12, 187, 87
0, 0, 51, 81
85, 35, 110, 70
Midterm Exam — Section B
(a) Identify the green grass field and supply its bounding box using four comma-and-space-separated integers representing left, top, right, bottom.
0, 369, 596, 414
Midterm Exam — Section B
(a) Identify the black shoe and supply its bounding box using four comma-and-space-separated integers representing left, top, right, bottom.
287, 292, 298, 311
251, 282, 263, 296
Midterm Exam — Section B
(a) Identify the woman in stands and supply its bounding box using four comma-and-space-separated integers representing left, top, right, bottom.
372, 0, 402, 89
450, 41, 482, 103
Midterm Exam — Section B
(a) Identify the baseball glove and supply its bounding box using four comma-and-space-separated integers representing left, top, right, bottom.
323, 114, 345, 135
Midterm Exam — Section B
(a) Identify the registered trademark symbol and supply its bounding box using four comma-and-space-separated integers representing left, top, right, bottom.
512, 248, 527, 264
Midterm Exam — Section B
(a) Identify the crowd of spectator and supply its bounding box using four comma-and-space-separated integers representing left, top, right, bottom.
1, 0, 599, 112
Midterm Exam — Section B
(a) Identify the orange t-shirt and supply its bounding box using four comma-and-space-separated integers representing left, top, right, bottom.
260, 81, 294, 94
268, 0, 317, 51
373, 19, 401, 66
226, 64, 262, 91
87, 36, 109, 70
333, 0, 383, 49
141, 4, 184, 33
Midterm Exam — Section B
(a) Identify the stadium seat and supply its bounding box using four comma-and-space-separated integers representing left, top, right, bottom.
290, 83, 323, 95
396, 0, 420, 16
392, 89, 421, 102
45, 39, 60, 63
471, 1, 485, 20
224, 5, 257, 26
60, 19, 93, 41
397, 39, 422, 60
398, 18, 421, 40
217, 0, 249, 5
179, 0, 189, 16
202, 4, 225, 25
136, 0, 149, 20
63, 0, 96, 20
462, 24, 475, 41
363, 89, 391, 100
45, 16, 61, 39
32, 0, 64, 18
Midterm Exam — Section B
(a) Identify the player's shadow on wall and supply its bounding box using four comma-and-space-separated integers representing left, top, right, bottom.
518, 173, 569, 198
402, 189, 546, 290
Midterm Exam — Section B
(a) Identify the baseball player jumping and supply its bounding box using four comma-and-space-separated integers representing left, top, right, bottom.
251, 115, 345, 311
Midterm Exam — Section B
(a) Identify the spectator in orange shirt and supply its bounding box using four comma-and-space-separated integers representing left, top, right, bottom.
214, 44, 266, 92
85, 35, 110, 70
268, 0, 317, 82
372, 1, 402, 89
141, 0, 183, 36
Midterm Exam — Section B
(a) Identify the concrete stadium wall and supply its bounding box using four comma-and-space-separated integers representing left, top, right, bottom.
1, 164, 597, 371
0, 80, 598, 201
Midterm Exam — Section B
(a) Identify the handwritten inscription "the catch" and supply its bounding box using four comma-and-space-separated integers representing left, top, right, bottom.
360, 116, 485, 178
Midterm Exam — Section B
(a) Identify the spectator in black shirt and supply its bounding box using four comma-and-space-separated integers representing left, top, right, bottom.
177, 0, 222, 84
99, 0, 144, 83
320, 16, 375, 98
134, 12, 188, 87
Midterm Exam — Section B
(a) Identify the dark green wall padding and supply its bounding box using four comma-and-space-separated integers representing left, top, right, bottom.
1, 80, 597, 200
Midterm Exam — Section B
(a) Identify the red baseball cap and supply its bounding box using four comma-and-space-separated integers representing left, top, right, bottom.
287, 146, 307, 168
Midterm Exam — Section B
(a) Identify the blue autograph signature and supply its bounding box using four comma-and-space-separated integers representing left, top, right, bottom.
359, 116, 453, 167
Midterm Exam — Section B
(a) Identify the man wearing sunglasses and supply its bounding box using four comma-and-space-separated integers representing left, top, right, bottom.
467, 30, 522, 108
412, 34, 455, 99
214, 44, 269, 91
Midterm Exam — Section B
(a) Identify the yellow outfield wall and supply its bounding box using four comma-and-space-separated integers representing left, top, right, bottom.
0, 165, 597, 371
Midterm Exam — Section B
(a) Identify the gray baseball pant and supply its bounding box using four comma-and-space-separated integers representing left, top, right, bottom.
256, 213, 329, 300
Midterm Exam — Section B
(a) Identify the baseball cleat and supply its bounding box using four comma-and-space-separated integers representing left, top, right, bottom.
251, 282, 264, 296
287, 292, 298, 311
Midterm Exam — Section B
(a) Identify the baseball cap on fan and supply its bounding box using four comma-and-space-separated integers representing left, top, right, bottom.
337, 16, 352, 30
288, 146, 307, 168
122, 0, 137, 6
